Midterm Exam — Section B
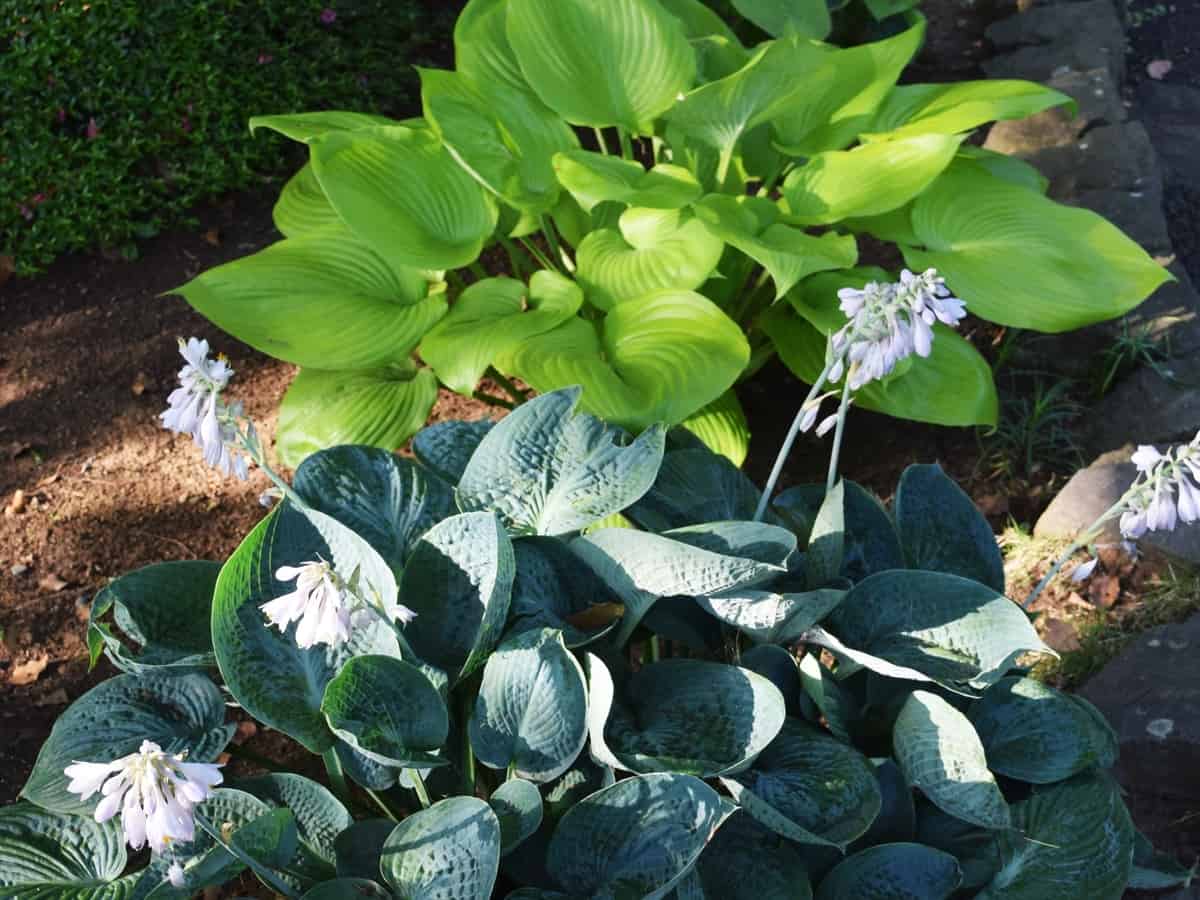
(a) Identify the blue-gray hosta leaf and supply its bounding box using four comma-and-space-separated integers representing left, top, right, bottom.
915, 803, 1002, 891
687, 811, 813, 899
737, 644, 802, 714
334, 818, 395, 881
772, 481, 904, 581
509, 537, 624, 647
546, 773, 731, 899
815, 842, 962, 900
211, 503, 402, 754
0, 803, 128, 899
628, 447, 762, 531
399, 511, 514, 682
411, 418, 494, 485
1127, 829, 1194, 891
380, 797, 501, 900
583, 652, 627, 773
321, 655, 449, 768
295, 445, 455, 574
470, 628, 588, 782
572, 522, 790, 646
699, 585, 846, 645
20, 672, 232, 815
721, 719, 881, 848
87, 561, 221, 674
603, 659, 786, 777
805, 480, 845, 588
797, 653, 855, 743
335, 742, 402, 792
893, 691, 1010, 831
826, 570, 1051, 693
490, 778, 544, 856
968, 676, 1117, 784
976, 773, 1133, 900
852, 761, 917, 851
895, 464, 1005, 592
300, 879, 391, 899
458, 387, 666, 536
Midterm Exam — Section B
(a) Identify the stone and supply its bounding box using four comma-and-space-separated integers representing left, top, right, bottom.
1034, 461, 1133, 543
1038, 121, 1159, 198
1073, 183, 1174, 256
1135, 81, 1200, 190
1087, 354, 1200, 456
1081, 614, 1200, 876
984, 0, 1125, 82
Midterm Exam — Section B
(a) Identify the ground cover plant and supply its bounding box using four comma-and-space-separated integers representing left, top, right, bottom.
0, 0, 446, 275
171, 0, 1171, 470
2, 296, 1196, 896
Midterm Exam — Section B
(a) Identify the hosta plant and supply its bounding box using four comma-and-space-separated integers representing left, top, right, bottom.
4, 382, 1189, 899
171, 0, 1171, 469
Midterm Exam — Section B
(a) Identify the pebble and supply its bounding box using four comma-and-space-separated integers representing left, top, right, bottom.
9, 563, 29, 577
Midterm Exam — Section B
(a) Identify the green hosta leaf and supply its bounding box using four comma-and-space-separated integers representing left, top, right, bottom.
679, 390, 749, 467
458, 387, 666, 536
0, 803, 127, 898
694, 195, 857, 299
782, 134, 963, 225
764, 298, 998, 428
865, 80, 1073, 141
699, 585, 846, 645
420, 67, 579, 213
470, 628, 589, 781
905, 162, 1174, 331
212, 503, 402, 753
690, 811, 813, 899
380, 797, 501, 900
87, 561, 219, 673
174, 225, 441, 370
721, 719, 881, 848
275, 163, 341, 237
895, 463, 1004, 591
547, 773, 729, 897
773, 481, 904, 581
893, 691, 1010, 830
454, 0, 529, 94
301, 879, 391, 899
577, 207, 725, 311
968, 676, 1117, 784
294, 445, 455, 575
321, 655, 449, 768
816, 842, 962, 900
311, 124, 498, 270
956, 146, 1049, 194
411, 419, 494, 484
490, 779, 544, 856
552, 151, 702, 214
276, 366, 440, 469
604, 659, 786, 777
420, 273, 582, 395
863, 0, 920, 17
510, 537, 624, 647
827, 570, 1050, 693
506, 0, 696, 132
399, 511, 514, 681
630, 446, 761, 530
334, 819, 395, 881
571, 521, 790, 645
659, 0, 744, 44
249, 111, 397, 143
731, 0, 830, 38
1128, 829, 1195, 891
798, 653, 855, 742
978, 773, 1133, 900
21, 672, 231, 815
499, 290, 750, 431
771, 18, 925, 155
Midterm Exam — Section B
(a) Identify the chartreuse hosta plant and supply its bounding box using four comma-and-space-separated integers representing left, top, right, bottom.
6, 346, 1195, 899
169, 0, 1172, 471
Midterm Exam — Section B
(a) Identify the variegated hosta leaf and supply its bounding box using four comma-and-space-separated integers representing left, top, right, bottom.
546, 773, 730, 898
576, 207, 725, 311
411, 418, 494, 485
211, 503, 402, 754
815, 842, 962, 900
893, 691, 1010, 831
552, 150, 701, 213
398, 511, 514, 682
380, 797, 501, 900
321, 655, 449, 768
505, 0, 697, 132
571, 520, 792, 645
470, 628, 589, 782
294, 445, 454, 575
458, 387, 666, 536
497, 290, 750, 432
490, 778, 544, 856
826, 570, 1051, 693
420, 273, 583, 396
509, 537, 624, 647
689, 811, 814, 899
21, 672, 233, 815
0, 803, 128, 899
968, 676, 1118, 784
721, 719, 881, 848
602, 659, 787, 777
977, 773, 1134, 900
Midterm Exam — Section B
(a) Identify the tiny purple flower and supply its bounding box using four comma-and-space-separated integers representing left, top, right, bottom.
320, 7, 337, 24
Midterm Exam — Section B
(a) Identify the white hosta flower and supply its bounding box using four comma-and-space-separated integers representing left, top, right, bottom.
1131, 445, 1164, 473
1117, 430, 1200, 541
1070, 557, 1098, 582
160, 337, 247, 480
261, 561, 354, 649
167, 862, 187, 888
64, 740, 222, 853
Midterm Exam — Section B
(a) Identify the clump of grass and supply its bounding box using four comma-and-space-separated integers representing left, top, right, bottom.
1093, 320, 1170, 397
979, 376, 1083, 483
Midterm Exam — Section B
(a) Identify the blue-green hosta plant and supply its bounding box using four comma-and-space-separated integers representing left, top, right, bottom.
169, 0, 1171, 470
5, 351, 1191, 898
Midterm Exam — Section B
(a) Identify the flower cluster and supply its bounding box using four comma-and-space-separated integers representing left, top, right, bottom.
1120, 437, 1200, 538
64, 740, 222, 853
160, 337, 248, 479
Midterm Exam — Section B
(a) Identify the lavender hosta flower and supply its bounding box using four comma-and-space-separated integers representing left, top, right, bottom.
1116, 434, 1200, 541
1070, 557, 1099, 582
64, 740, 222, 853
160, 337, 247, 480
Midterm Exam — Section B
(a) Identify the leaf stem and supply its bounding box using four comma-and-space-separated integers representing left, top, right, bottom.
541, 215, 566, 271
194, 812, 299, 898
473, 390, 516, 410
592, 126, 610, 156
485, 366, 527, 406
1021, 498, 1128, 609
461, 694, 477, 797
498, 236, 529, 280
518, 236, 560, 274
825, 376, 854, 494
618, 128, 634, 162
468, 261, 489, 281
322, 747, 352, 807
365, 787, 400, 821
407, 769, 432, 809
